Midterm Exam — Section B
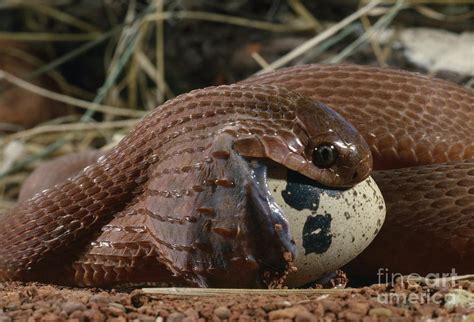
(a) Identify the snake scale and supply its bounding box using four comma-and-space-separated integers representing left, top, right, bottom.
0, 64, 473, 287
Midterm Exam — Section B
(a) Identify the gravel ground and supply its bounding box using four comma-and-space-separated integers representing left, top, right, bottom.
1, 280, 473, 321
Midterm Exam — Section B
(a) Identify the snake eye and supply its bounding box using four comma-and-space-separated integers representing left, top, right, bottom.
312, 144, 338, 168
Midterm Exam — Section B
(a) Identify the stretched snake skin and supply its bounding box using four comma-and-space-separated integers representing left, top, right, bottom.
2, 64, 473, 286
0, 82, 372, 287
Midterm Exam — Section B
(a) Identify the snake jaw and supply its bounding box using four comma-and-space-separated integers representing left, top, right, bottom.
215, 157, 296, 287
247, 161, 297, 271
164, 133, 298, 288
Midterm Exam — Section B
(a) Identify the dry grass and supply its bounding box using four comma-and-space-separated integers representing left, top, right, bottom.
0, 0, 472, 210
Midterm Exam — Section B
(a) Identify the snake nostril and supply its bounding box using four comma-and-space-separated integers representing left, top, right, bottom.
352, 170, 358, 181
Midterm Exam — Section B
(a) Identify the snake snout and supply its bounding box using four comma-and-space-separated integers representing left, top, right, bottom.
351, 154, 373, 185
350, 168, 368, 185
338, 152, 372, 187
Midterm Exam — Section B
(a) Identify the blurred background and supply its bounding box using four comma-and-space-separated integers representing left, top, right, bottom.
0, 0, 473, 210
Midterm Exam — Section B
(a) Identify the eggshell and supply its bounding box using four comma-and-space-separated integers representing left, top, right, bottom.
267, 167, 386, 287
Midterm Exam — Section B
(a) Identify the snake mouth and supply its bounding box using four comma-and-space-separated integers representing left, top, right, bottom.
190, 154, 297, 288
246, 161, 297, 284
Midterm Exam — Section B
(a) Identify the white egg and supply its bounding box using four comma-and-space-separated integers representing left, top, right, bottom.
266, 166, 386, 287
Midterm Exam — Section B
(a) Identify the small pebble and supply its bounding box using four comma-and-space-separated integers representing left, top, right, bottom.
109, 303, 126, 312
107, 306, 126, 317
69, 311, 84, 319
132, 315, 155, 322
347, 301, 369, 315
338, 311, 362, 321
90, 294, 111, 304
268, 305, 310, 320
181, 317, 197, 322
294, 310, 318, 322
213, 306, 231, 320
320, 299, 342, 313
107, 302, 127, 317
368, 307, 392, 317
61, 301, 86, 314
109, 317, 126, 322
83, 309, 106, 322
167, 312, 185, 322
184, 308, 198, 319
41, 313, 62, 322
262, 301, 292, 312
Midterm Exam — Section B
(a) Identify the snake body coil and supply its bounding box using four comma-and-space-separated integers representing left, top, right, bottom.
0, 64, 473, 286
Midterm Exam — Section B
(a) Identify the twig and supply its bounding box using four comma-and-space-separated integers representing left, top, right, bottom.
329, 0, 405, 64
128, 51, 139, 110
384, 0, 473, 4
360, 12, 386, 66
287, 0, 322, 32
251, 52, 271, 69
414, 4, 474, 22
7, 119, 140, 141
0, 31, 101, 42
25, 3, 102, 32
126, 0, 140, 110
83, 1, 153, 121
136, 51, 174, 99
29, 26, 121, 80
144, 10, 313, 33
300, 23, 360, 64
142, 287, 351, 296
0, 46, 94, 100
256, 0, 383, 73
155, 0, 165, 104
0, 70, 146, 118
0, 0, 22, 9
0, 138, 66, 180
0, 123, 24, 132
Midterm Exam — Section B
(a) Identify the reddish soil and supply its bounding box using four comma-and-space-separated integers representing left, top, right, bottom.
1, 280, 473, 321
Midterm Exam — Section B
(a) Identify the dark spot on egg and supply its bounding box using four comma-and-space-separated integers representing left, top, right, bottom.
302, 213, 333, 255
282, 170, 345, 211
282, 171, 321, 211
377, 218, 383, 228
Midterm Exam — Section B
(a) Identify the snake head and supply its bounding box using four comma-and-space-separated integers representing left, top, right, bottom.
232, 86, 372, 189
293, 99, 373, 188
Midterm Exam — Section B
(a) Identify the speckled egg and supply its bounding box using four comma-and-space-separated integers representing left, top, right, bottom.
266, 166, 386, 287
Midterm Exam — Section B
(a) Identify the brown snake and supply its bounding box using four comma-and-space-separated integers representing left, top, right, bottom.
0, 64, 473, 287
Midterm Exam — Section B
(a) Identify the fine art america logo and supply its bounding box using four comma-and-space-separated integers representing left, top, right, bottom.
376, 268, 459, 305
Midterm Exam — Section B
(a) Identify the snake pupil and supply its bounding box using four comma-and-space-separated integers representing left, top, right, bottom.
312, 144, 337, 168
